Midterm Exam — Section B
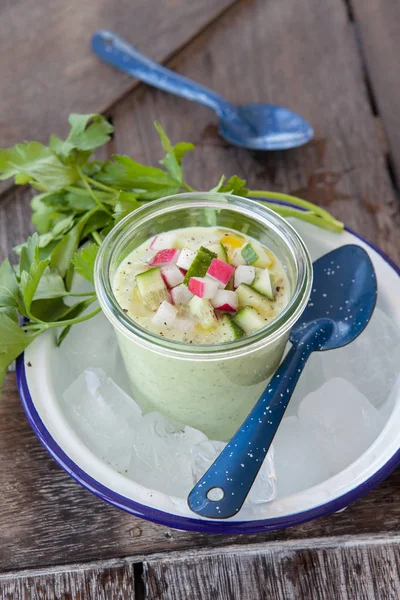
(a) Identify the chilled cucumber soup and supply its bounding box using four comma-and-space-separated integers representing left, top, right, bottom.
113, 227, 290, 343
112, 226, 291, 440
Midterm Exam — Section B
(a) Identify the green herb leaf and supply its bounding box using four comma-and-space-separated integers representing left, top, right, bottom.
0, 259, 26, 314
19, 233, 40, 275
154, 122, 194, 183
0, 142, 77, 191
0, 314, 40, 392
33, 267, 67, 300
96, 155, 178, 195
21, 259, 50, 312
72, 244, 99, 285
50, 114, 114, 163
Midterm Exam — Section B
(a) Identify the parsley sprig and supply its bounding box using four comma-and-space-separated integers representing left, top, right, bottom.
0, 114, 343, 392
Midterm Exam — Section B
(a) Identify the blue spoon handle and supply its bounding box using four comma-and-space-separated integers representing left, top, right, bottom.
91, 30, 233, 118
188, 343, 313, 519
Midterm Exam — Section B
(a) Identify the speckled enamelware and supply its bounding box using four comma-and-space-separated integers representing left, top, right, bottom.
16, 219, 400, 534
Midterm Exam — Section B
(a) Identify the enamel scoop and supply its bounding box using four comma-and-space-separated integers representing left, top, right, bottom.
91, 30, 314, 151
188, 244, 377, 519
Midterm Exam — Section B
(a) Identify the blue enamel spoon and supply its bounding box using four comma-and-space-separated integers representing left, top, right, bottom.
91, 30, 314, 151
188, 244, 377, 519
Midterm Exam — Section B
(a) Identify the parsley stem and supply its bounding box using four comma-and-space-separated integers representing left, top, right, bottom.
258, 202, 344, 233
84, 176, 118, 195
77, 167, 113, 217
91, 231, 103, 246
249, 190, 341, 226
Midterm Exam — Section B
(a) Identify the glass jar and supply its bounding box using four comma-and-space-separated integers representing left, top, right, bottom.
95, 193, 312, 440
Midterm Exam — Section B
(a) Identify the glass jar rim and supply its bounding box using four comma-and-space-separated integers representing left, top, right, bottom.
94, 192, 313, 360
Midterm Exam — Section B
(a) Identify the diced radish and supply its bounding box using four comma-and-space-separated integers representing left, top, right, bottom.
170, 284, 194, 305
150, 233, 177, 251
176, 248, 197, 270
149, 248, 180, 266
206, 258, 235, 288
211, 290, 238, 313
174, 317, 196, 331
229, 248, 247, 267
152, 300, 178, 326
179, 268, 187, 276
188, 277, 219, 299
160, 265, 184, 288
234, 265, 255, 288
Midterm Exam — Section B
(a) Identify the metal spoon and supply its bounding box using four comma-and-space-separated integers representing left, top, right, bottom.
188, 245, 377, 519
91, 30, 314, 151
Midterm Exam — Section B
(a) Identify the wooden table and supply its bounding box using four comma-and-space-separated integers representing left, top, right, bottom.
1, 0, 400, 597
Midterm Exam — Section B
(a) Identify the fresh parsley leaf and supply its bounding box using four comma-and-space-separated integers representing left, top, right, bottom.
211, 175, 248, 196
0, 259, 26, 315
50, 114, 114, 164
154, 122, 194, 183
21, 259, 50, 313
96, 155, 178, 195
33, 267, 66, 300
19, 234, 40, 274
72, 244, 99, 285
0, 314, 39, 392
0, 142, 77, 191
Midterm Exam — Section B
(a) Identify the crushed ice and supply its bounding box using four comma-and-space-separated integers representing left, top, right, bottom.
61, 307, 400, 502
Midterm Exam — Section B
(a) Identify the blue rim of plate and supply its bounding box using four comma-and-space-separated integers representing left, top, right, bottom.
15, 218, 400, 534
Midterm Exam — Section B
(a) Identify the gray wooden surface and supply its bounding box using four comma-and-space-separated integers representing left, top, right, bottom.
0, 0, 399, 597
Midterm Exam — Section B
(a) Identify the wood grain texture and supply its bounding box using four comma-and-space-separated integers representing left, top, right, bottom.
0, 558, 136, 599
0, 187, 34, 263
1, 373, 400, 573
351, 0, 400, 184
112, 0, 400, 265
144, 539, 400, 600
0, 0, 238, 196
0, 0, 400, 583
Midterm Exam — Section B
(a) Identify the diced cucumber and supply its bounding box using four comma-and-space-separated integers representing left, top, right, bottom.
136, 268, 169, 311
252, 268, 274, 300
236, 283, 273, 314
241, 243, 258, 265
206, 242, 228, 262
233, 306, 266, 334
252, 243, 274, 268
240, 242, 273, 268
183, 246, 217, 286
189, 296, 217, 330
220, 314, 244, 340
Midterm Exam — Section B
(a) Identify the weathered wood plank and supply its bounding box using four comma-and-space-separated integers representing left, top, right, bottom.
351, 0, 400, 185
1, 373, 400, 572
0, 0, 239, 195
0, 187, 35, 263
0, 558, 136, 599
112, 0, 400, 265
144, 540, 400, 600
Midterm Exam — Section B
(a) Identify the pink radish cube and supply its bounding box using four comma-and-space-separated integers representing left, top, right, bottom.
170, 284, 193, 305
149, 248, 180, 266
206, 259, 235, 288
161, 265, 184, 288
188, 277, 219, 299
176, 248, 197, 270
211, 290, 238, 312
150, 233, 177, 251
234, 265, 255, 288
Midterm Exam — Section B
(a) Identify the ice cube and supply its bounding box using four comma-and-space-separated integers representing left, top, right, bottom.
61, 312, 120, 381
62, 368, 141, 471
285, 352, 327, 417
190, 440, 276, 504
128, 412, 208, 497
321, 308, 400, 409
298, 378, 385, 474
273, 416, 330, 497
